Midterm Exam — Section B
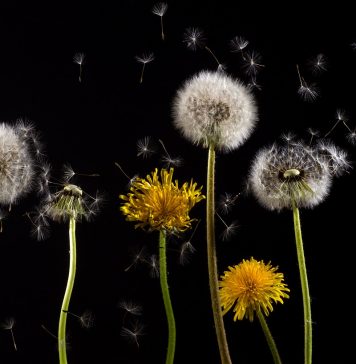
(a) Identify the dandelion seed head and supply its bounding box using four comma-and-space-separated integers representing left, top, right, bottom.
0, 122, 35, 205
249, 141, 331, 210
152, 2, 168, 16
219, 258, 290, 322
183, 27, 206, 50
120, 168, 205, 233
173, 70, 258, 152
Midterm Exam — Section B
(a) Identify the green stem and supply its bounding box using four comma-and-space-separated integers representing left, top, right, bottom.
257, 310, 282, 364
159, 230, 176, 364
206, 145, 232, 364
58, 217, 77, 364
292, 200, 312, 364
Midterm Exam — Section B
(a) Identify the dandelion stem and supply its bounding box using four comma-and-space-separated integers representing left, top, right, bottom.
257, 310, 282, 364
159, 229, 176, 364
58, 216, 77, 364
207, 144, 232, 364
292, 199, 312, 364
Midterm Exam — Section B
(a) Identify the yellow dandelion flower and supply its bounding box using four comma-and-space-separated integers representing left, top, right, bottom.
219, 257, 290, 322
120, 168, 205, 232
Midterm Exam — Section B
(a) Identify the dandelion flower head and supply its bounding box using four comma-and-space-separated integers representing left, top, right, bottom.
172, 71, 257, 152
249, 141, 331, 211
120, 168, 205, 233
219, 257, 290, 322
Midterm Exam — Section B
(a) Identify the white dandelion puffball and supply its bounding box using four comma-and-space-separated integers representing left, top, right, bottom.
0, 123, 34, 205
172, 70, 257, 152
249, 142, 331, 211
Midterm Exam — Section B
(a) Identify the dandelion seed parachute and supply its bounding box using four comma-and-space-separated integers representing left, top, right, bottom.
172, 70, 257, 152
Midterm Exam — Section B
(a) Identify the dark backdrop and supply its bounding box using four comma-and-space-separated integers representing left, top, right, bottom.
0, 1, 354, 363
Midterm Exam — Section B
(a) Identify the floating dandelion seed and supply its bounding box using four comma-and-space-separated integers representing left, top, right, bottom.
115, 162, 139, 188
324, 109, 355, 141
2, 317, 17, 351
316, 141, 351, 177
135, 52, 154, 84
242, 50, 265, 75
216, 212, 238, 242
121, 320, 145, 348
62, 309, 94, 329
296, 64, 319, 102
124, 246, 147, 272
308, 53, 327, 74
218, 192, 240, 214
347, 129, 356, 145
73, 52, 85, 83
152, 2, 168, 40
183, 27, 224, 71
146, 254, 159, 278
137, 136, 156, 158
118, 300, 143, 317
179, 219, 200, 265
307, 128, 319, 145
230, 35, 249, 55
158, 139, 183, 168
220, 258, 290, 322
183, 27, 206, 50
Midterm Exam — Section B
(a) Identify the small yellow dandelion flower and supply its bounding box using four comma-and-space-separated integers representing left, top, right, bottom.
219, 257, 290, 322
120, 168, 205, 232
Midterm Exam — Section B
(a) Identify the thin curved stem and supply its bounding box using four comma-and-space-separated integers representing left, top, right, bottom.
58, 217, 77, 364
257, 310, 282, 364
206, 144, 232, 364
291, 200, 312, 364
159, 230, 176, 364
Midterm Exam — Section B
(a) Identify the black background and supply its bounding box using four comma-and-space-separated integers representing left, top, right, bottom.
0, 1, 354, 363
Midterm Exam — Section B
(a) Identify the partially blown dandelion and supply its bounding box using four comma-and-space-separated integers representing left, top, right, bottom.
120, 168, 204, 364
220, 258, 289, 364
173, 70, 257, 364
38, 180, 99, 364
